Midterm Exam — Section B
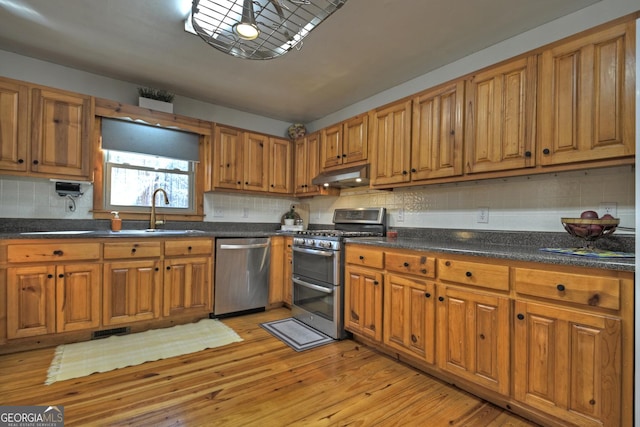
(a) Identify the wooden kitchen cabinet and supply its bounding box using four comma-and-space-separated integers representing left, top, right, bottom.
103, 259, 161, 325
344, 264, 383, 342
163, 239, 213, 317
7, 262, 101, 337
384, 273, 436, 364
30, 86, 93, 179
436, 284, 510, 396
465, 55, 537, 174
319, 114, 368, 171
408, 82, 465, 183
514, 301, 621, 427
268, 236, 293, 307
293, 132, 333, 196
369, 99, 412, 186
213, 125, 243, 190
0, 77, 92, 180
7, 265, 56, 338
55, 263, 101, 333
243, 132, 269, 192
0, 78, 29, 173
538, 21, 635, 166
268, 137, 292, 194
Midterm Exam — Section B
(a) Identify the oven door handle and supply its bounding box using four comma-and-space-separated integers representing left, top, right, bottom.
292, 277, 334, 294
292, 246, 335, 257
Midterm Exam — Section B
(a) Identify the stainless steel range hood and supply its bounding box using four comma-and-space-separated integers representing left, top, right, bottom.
311, 164, 369, 188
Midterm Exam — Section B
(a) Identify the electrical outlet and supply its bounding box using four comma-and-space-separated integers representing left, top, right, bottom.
397, 208, 404, 222
213, 208, 224, 218
599, 202, 617, 217
476, 207, 489, 223
242, 207, 249, 218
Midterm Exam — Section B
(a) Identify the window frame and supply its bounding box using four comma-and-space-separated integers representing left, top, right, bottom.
92, 110, 209, 222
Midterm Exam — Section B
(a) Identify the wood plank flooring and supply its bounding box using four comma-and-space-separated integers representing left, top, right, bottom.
0, 308, 539, 426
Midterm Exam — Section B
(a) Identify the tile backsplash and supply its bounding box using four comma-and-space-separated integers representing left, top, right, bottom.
0, 165, 635, 234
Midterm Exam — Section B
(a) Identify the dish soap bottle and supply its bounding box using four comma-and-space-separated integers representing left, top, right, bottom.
110, 211, 122, 232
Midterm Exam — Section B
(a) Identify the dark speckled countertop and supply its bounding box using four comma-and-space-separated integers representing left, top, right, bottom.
346, 228, 635, 272
0, 219, 633, 272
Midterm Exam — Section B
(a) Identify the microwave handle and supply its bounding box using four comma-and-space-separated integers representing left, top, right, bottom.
292, 246, 334, 257
292, 277, 334, 294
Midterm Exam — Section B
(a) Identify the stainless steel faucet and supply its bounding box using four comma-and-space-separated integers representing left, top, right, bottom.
150, 188, 169, 229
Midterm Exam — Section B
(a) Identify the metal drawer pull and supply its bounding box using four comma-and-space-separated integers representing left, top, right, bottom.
556, 284, 565, 291
292, 277, 333, 294
53, 250, 64, 256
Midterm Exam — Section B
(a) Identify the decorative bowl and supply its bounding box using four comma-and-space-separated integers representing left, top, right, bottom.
561, 217, 619, 241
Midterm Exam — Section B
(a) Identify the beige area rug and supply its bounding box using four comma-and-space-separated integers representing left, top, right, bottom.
45, 319, 243, 385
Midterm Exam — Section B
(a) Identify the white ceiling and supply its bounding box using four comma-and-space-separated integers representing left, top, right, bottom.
0, 0, 600, 123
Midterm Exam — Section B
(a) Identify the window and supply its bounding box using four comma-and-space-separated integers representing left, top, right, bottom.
104, 150, 196, 214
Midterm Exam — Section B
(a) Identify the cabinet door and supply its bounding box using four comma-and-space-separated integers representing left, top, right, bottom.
369, 99, 412, 186
411, 81, 464, 181
163, 256, 212, 317
213, 126, 243, 190
7, 265, 56, 338
56, 263, 101, 332
342, 114, 368, 165
103, 260, 161, 325
243, 132, 269, 191
344, 265, 383, 342
268, 137, 292, 194
0, 78, 28, 172
293, 138, 309, 194
320, 123, 342, 170
538, 21, 634, 165
437, 285, 510, 395
384, 274, 436, 364
31, 87, 92, 178
514, 301, 621, 427
465, 56, 536, 173
283, 238, 293, 305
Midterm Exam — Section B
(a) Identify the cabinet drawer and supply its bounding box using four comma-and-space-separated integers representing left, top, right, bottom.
164, 239, 213, 257
104, 241, 161, 259
345, 246, 384, 269
438, 258, 509, 291
514, 268, 620, 310
7, 243, 100, 263
385, 250, 436, 278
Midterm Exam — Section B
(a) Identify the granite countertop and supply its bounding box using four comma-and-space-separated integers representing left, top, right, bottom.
346, 230, 635, 272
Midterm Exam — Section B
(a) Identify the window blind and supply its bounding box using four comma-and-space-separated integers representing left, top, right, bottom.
101, 117, 200, 161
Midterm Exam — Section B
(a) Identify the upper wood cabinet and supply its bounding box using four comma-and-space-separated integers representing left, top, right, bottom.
369, 99, 412, 186
0, 77, 93, 180
538, 21, 635, 166
268, 137, 292, 194
319, 114, 368, 171
31, 87, 93, 178
465, 55, 537, 174
371, 83, 463, 188
0, 78, 29, 172
411, 82, 464, 182
212, 125, 269, 192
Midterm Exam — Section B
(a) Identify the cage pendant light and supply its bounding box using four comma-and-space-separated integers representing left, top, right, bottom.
233, 0, 259, 40
190, 0, 348, 60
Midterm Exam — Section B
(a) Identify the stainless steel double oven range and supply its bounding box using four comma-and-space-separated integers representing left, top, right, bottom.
291, 207, 386, 340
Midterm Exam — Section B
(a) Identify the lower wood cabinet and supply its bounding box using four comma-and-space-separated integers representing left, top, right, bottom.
7, 265, 56, 338
383, 274, 436, 364
344, 264, 383, 342
514, 300, 622, 427
102, 259, 162, 326
436, 284, 510, 396
56, 263, 101, 333
163, 256, 212, 317
344, 243, 633, 427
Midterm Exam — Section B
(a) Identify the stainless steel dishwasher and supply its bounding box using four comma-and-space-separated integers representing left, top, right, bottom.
214, 238, 270, 317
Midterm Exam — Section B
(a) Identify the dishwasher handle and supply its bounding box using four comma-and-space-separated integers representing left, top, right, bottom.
219, 242, 270, 250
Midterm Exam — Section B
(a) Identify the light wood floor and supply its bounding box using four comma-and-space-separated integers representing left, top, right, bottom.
0, 308, 539, 426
